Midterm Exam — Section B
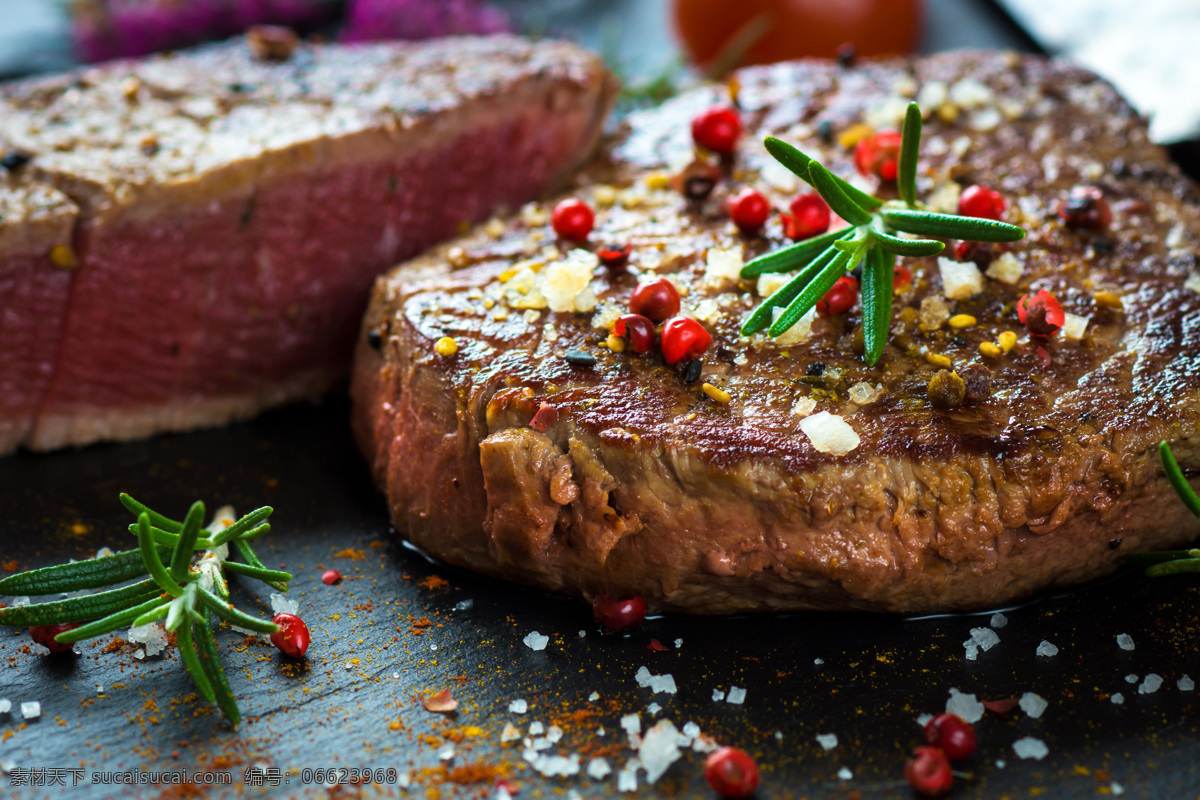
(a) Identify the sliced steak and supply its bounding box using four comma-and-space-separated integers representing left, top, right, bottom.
0, 34, 616, 453
352, 51, 1200, 614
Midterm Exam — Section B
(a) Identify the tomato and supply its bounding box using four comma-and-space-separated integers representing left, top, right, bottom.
671, 0, 922, 69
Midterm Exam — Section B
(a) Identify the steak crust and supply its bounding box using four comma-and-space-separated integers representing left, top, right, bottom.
352, 51, 1200, 613
0, 35, 616, 453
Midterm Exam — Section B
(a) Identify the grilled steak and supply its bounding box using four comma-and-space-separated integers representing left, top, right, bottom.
352, 51, 1200, 613
0, 35, 616, 454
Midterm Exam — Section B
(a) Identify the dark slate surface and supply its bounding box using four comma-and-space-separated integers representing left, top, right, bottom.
1, 398, 1199, 799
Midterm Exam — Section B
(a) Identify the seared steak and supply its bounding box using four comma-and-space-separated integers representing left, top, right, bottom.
0, 35, 616, 453
352, 51, 1200, 613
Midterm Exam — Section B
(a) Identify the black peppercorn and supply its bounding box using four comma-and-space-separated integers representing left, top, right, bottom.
367, 328, 383, 351
1, 150, 32, 171
564, 350, 596, 367
806, 362, 826, 377
684, 359, 703, 384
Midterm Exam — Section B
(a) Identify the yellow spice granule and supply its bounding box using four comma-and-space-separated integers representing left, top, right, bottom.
49, 244, 78, 270
434, 337, 459, 357
924, 352, 952, 368
997, 330, 1018, 352
701, 383, 731, 403
979, 342, 1002, 358
948, 314, 977, 330
643, 173, 670, 190
837, 123, 873, 149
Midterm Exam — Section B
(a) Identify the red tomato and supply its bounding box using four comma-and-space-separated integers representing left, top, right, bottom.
671, 0, 922, 69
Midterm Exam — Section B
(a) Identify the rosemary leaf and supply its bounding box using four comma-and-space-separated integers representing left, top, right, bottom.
897, 102, 921, 207
222, 561, 293, 585
194, 611, 241, 725
170, 502, 207, 584
120, 493, 183, 533
138, 513, 184, 596
55, 594, 170, 644
1125, 548, 1200, 567
0, 547, 165, 596
0, 578, 161, 627
808, 162, 873, 226
1146, 559, 1200, 577
872, 229, 945, 257
861, 244, 894, 366
762, 137, 883, 210
768, 248, 854, 337
209, 506, 273, 546
233, 539, 288, 592
196, 586, 279, 634
740, 245, 839, 336
881, 207, 1025, 242
127, 523, 214, 551
1159, 441, 1200, 518
176, 622, 217, 704
739, 229, 846, 277
132, 601, 172, 629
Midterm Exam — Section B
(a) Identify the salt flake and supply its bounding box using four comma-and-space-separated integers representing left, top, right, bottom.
523, 631, 549, 651
648, 673, 678, 695
20, 701, 40, 720
501, 723, 521, 742
1035, 640, 1058, 657
509, 699, 528, 714
1019, 692, 1048, 719
1012, 737, 1049, 760
1126, 674, 1139, 684
816, 733, 838, 751
726, 686, 746, 705
1138, 674, 1163, 694
1111, 693, 1125, 705
1116, 634, 1135, 651
837, 767, 853, 780
946, 688, 985, 723
587, 758, 611, 779
970, 627, 1000, 651
639, 719, 683, 783
0, 699, 10, 715
990, 612, 1008, 629
269, 592, 298, 616
588, 691, 600, 702
635, 666, 653, 688
1178, 675, 1195, 692
711, 689, 725, 702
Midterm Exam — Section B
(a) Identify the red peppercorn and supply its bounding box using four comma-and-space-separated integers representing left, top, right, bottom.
551, 198, 594, 242
894, 265, 913, 289
727, 188, 770, 234
854, 130, 902, 181
29, 622, 79, 654
597, 243, 632, 269
270, 612, 310, 658
704, 746, 760, 799
691, 104, 742, 155
816, 275, 858, 316
905, 746, 953, 797
1058, 185, 1111, 230
924, 713, 977, 761
629, 278, 681, 323
781, 192, 832, 241
321, 569, 342, 585
612, 314, 656, 354
958, 185, 1007, 220
1017, 288, 1065, 337
592, 595, 647, 632
660, 317, 713, 365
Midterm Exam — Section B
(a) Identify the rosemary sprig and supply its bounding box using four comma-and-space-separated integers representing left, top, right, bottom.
742, 101, 1026, 365
1126, 442, 1200, 577
0, 495, 292, 725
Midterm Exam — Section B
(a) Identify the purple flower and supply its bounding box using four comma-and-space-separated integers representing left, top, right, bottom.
340, 0, 510, 43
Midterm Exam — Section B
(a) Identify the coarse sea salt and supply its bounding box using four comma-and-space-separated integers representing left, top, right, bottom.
501, 723, 520, 742
617, 760, 639, 792
587, 758, 611, 779
529, 721, 545, 735
509, 699, 528, 714
523, 631, 549, 651
1139, 674, 1163, 694
946, 689, 985, 723
964, 641, 979, 661
647, 703, 662, 716
128, 623, 168, 657
20, 701, 41, 720
1019, 692, 1048, 719
1012, 737, 1049, 760
990, 613, 1008, 629
621, 713, 641, 735
1179, 675, 1195, 692
635, 666, 653, 688
711, 689, 725, 702
1125, 674, 1139, 684
971, 628, 1000, 651
649, 674, 678, 695
269, 592, 298, 616
437, 743, 456, 761
1111, 693, 1125, 705
837, 767, 853, 780
726, 687, 746, 705
588, 691, 600, 702
674, 638, 683, 649
0, 699, 10, 715
816, 733, 838, 751
1036, 640, 1058, 657
916, 713, 933, 727
1116, 634, 1135, 651
639, 720, 683, 783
